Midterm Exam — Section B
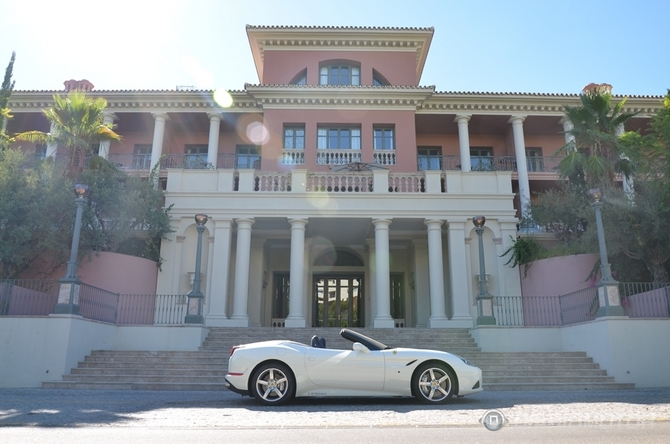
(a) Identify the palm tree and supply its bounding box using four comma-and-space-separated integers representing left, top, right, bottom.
17, 91, 121, 176
555, 83, 637, 188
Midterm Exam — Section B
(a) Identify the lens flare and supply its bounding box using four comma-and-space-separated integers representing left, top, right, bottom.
213, 89, 233, 108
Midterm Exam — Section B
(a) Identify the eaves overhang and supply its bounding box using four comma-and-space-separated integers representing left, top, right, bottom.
7, 90, 262, 113
420, 91, 665, 117
244, 84, 435, 110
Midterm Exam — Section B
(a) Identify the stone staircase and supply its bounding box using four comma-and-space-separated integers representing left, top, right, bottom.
42, 328, 634, 391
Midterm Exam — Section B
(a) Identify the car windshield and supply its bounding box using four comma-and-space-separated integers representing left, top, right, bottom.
340, 328, 391, 351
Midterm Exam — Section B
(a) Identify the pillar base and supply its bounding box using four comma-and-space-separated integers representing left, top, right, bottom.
476, 315, 496, 326
597, 305, 625, 317
373, 317, 395, 328
205, 315, 230, 327
53, 303, 80, 315
184, 314, 204, 324
427, 316, 449, 328
223, 316, 249, 327
284, 318, 306, 328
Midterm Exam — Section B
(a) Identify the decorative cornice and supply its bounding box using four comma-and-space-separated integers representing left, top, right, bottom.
8, 88, 663, 117
420, 92, 664, 117
8, 90, 261, 113
244, 84, 435, 109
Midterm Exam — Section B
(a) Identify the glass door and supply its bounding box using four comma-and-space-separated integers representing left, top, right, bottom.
313, 275, 363, 327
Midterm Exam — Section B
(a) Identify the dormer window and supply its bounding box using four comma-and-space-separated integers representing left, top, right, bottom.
320, 64, 360, 85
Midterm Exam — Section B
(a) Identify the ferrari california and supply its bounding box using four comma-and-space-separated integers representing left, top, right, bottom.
225, 328, 483, 405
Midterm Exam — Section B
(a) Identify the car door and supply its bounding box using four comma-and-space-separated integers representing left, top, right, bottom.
304, 345, 385, 391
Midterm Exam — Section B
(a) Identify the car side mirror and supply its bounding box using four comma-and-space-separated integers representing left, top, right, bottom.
353, 342, 370, 353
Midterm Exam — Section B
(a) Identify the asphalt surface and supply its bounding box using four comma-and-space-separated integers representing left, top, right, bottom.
1, 387, 669, 429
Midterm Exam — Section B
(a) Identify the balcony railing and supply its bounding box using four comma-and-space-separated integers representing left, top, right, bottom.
316, 149, 362, 165
307, 172, 373, 192
433, 155, 564, 172
373, 150, 396, 166
388, 173, 424, 193
281, 149, 305, 165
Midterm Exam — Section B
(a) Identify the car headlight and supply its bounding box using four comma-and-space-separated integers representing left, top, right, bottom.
455, 355, 475, 367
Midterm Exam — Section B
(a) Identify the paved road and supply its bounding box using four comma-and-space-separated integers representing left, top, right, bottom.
3, 424, 670, 444
1, 387, 669, 430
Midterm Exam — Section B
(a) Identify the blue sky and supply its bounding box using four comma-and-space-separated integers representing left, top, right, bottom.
2, 0, 668, 96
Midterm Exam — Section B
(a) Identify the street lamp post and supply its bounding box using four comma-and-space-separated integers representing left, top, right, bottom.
54, 184, 90, 315
473, 216, 496, 325
185, 213, 208, 324
587, 188, 625, 317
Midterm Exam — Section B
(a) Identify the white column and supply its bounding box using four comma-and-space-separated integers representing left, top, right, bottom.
98, 112, 116, 160
149, 112, 168, 173
425, 219, 449, 327
372, 218, 394, 328
230, 218, 254, 326
205, 218, 233, 326
447, 220, 474, 327
286, 218, 308, 328
455, 114, 472, 172
561, 118, 575, 147
46, 122, 58, 158
206, 113, 222, 167
616, 123, 634, 196
509, 115, 531, 218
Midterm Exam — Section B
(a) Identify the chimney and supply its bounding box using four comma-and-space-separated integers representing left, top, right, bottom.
64, 79, 94, 92
582, 83, 612, 96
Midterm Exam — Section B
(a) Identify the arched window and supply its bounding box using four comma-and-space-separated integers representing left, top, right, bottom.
314, 249, 364, 266
319, 63, 360, 85
290, 69, 307, 85
372, 69, 390, 86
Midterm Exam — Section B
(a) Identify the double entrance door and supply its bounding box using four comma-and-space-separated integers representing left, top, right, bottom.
313, 274, 363, 328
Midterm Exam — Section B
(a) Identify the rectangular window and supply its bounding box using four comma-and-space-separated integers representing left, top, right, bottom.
526, 147, 544, 172
236, 144, 261, 169
35, 143, 47, 160
317, 127, 361, 150
470, 147, 494, 171
373, 127, 394, 150
417, 146, 442, 171
283, 125, 305, 149
184, 144, 208, 169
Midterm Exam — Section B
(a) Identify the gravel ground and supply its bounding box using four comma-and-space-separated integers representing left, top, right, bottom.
1, 388, 669, 429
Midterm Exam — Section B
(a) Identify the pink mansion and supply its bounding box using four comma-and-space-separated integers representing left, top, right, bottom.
6, 26, 662, 331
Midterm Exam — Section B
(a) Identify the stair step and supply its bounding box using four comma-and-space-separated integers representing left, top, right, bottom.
42, 327, 633, 392
484, 382, 635, 391
43, 381, 229, 391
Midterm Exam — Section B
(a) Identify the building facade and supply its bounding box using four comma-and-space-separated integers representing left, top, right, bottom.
7, 26, 661, 330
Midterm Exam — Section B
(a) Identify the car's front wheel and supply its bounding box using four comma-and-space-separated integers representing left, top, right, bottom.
251, 362, 295, 406
412, 363, 457, 404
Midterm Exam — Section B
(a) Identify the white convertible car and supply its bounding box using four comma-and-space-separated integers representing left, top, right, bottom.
225, 328, 483, 405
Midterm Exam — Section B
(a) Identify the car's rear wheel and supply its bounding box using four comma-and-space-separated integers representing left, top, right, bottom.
412, 363, 456, 404
251, 362, 295, 406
